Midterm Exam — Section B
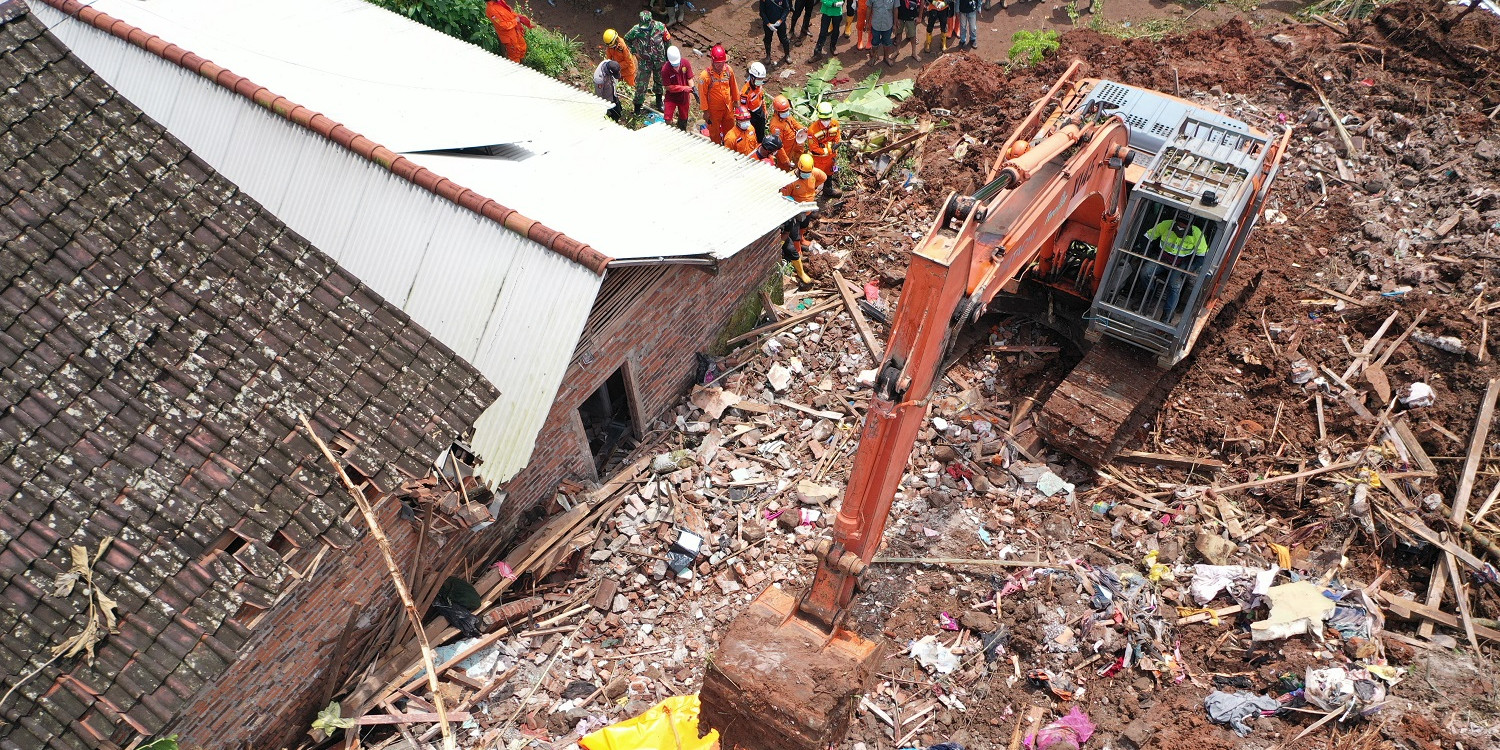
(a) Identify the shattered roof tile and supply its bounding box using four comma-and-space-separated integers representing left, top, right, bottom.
0, 2, 497, 745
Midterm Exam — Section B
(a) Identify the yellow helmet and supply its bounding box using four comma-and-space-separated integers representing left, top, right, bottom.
603, 28, 618, 44
798, 153, 815, 172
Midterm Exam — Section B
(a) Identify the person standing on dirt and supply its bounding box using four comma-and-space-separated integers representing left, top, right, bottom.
845, 0, 872, 50
484, 0, 534, 63
768, 95, 804, 171
923, 0, 952, 53
626, 11, 669, 113
868, 0, 897, 64
955, 0, 979, 49
602, 29, 638, 90
780, 154, 826, 286
789, 0, 818, 41
696, 45, 740, 144
1138, 215, 1208, 321
740, 62, 770, 141
760, 0, 793, 64
661, 45, 695, 130
812, 0, 844, 58
895, 0, 921, 59
594, 59, 624, 121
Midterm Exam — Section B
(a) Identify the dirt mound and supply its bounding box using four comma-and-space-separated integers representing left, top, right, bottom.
913, 51, 1008, 110
1369, 0, 1500, 105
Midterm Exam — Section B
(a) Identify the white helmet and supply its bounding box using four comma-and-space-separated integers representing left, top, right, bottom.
748, 61, 766, 80
666, 46, 682, 66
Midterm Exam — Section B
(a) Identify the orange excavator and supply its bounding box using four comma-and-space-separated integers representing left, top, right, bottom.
700, 61, 1292, 750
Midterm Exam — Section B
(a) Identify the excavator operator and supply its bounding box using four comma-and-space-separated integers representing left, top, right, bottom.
1138, 214, 1208, 322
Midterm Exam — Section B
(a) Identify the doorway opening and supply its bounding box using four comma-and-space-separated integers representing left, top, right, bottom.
579, 367, 636, 474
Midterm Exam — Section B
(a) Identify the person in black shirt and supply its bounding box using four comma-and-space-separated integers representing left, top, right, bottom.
923, 0, 952, 53
895, 0, 921, 59
761, 0, 793, 61
955, 0, 978, 48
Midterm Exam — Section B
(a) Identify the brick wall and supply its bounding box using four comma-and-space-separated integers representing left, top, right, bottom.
170, 495, 413, 750
165, 233, 778, 749
491, 231, 782, 544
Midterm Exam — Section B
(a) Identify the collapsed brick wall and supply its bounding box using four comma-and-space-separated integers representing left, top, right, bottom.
167, 234, 777, 749
494, 233, 781, 541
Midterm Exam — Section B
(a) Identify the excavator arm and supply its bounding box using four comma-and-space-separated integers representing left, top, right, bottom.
702, 63, 1134, 750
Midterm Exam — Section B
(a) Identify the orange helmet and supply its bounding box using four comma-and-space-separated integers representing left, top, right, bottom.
710, 44, 728, 62
772, 95, 791, 113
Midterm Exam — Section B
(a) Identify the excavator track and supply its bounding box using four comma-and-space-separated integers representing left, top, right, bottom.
1034, 341, 1182, 466
1035, 269, 1261, 466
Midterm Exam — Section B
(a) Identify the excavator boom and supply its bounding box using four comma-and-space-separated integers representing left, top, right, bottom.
702, 62, 1289, 750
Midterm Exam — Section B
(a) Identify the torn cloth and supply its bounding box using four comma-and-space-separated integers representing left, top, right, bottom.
1204, 690, 1280, 736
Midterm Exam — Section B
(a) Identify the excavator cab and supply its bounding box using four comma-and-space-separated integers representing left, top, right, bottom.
1083, 95, 1283, 366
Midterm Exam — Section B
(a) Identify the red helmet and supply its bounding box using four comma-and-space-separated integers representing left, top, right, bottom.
710, 44, 728, 63
733, 106, 751, 121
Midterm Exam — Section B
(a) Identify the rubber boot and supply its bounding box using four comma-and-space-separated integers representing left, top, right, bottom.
924, 32, 932, 52
792, 257, 813, 286
940, 32, 948, 52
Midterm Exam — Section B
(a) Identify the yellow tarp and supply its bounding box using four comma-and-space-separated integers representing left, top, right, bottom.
580, 695, 720, 750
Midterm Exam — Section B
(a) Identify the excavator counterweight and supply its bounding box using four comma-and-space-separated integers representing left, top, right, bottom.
701, 61, 1291, 750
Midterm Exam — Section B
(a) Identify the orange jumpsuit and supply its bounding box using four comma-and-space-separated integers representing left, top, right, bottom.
485, 0, 533, 63
695, 64, 740, 145
723, 124, 759, 156
605, 38, 638, 87
768, 112, 804, 171
805, 117, 842, 175
781, 168, 828, 203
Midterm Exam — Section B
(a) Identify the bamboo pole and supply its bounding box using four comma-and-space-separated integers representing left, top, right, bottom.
299, 414, 456, 750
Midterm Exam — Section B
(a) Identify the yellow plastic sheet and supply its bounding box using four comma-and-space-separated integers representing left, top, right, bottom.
581, 695, 720, 750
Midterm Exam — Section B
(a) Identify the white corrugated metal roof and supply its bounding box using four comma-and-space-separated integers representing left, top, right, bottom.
67, 0, 606, 153
62, 0, 806, 261
410, 123, 807, 261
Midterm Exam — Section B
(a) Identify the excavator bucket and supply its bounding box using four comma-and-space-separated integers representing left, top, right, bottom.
699, 587, 882, 750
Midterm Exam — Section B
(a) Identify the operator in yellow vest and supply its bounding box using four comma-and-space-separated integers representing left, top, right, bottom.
1139, 214, 1208, 321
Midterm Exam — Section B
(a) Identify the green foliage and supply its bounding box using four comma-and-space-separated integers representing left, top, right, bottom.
312, 702, 356, 733
1064, 0, 1081, 24
368, 0, 501, 54
1007, 29, 1060, 68
522, 24, 583, 78
138, 738, 180, 750
1087, 16, 1183, 40
366, 0, 580, 77
780, 59, 916, 123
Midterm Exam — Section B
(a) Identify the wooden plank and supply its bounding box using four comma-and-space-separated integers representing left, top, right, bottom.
726, 298, 842, 345
1115, 450, 1226, 472
353, 712, 474, 726
777, 399, 845, 420
1422, 377, 1500, 636
986, 345, 1061, 354
1377, 592, 1500, 643
1392, 418, 1438, 474
1211, 460, 1361, 494
833, 270, 883, 360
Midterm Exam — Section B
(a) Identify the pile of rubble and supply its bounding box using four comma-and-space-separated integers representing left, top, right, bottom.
333, 3, 1500, 749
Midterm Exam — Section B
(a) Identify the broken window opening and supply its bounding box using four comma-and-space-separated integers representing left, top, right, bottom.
579, 367, 637, 475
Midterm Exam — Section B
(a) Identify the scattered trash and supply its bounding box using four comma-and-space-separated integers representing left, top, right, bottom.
938, 612, 960, 631
1251, 580, 1335, 642
1305, 666, 1387, 718
1399, 381, 1434, 408
579, 695, 719, 750
1410, 331, 1466, 354
1204, 690, 1281, 736
1289, 358, 1315, 384
1188, 564, 1277, 605
666, 530, 703, 576
1027, 668, 1080, 701
1024, 706, 1095, 750
910, 635, 961, 674
1036, 471, 1074, 498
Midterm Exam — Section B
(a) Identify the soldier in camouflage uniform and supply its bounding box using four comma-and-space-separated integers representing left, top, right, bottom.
624, 10, 668, 113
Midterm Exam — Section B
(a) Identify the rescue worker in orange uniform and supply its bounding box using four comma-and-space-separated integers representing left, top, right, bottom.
779, 153, 827, 285
804, 100, 843, 197
601, 29, 638, 88
767, 95, 803, 172
752, 133, 784, 167
485, 0, 534, 63
739, 62, 769, 142
695, 44, 740, 145
723, 107, 760, 155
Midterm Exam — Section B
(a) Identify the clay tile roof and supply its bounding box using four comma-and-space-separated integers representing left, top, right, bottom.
33, 0, 611, 276
0, 3, 497, 745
